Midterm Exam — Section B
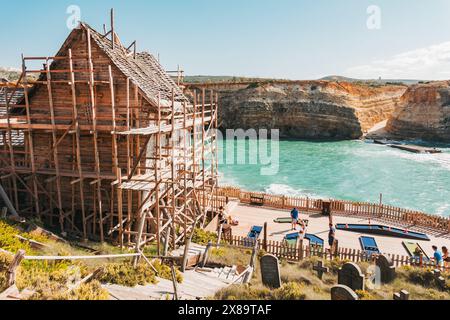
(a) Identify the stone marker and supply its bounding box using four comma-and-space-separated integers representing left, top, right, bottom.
338, 262, 365, 291
331, 285, 359, 301
313, 261, 329, 280
376, 255, 396, 283
393, 290, 410, 300
260, 254, 281, 289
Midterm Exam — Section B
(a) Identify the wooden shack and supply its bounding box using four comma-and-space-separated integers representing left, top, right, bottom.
0, 21, 219, 254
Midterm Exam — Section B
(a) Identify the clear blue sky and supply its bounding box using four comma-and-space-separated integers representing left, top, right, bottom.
1, 0, 450, 80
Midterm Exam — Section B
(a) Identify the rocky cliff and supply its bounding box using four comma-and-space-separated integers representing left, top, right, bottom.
386, 81, 450, 142
205, 81, 407, 140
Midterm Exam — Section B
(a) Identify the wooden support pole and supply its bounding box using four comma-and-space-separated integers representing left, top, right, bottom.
21, 55, 40, 218
7, 250, 25, 287
263, 222, 268, 251
87, 28, 104, 242
170, 90, 176, 247
3, 89, 19, 212
170, 261, 179, 301
201, 241, 212, 268
0, 184, 19, 218
68, 49, 87, 240
180, 237, 191, 273
111, 8, 115, 50
45, 61, 65, 234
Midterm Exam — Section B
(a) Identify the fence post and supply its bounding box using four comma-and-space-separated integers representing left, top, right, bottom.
263, 222, 268, 251
201, 241, 212, 268
243, 240, 259, 284
1, 207, 7, 219
170, 261, 179, 300
298, 240, 304, 261
7, 250, 25, 287
181, 238, 191, 273
216, 224, 223, 248
333, 240, 339, 259
306, 197, 309, 213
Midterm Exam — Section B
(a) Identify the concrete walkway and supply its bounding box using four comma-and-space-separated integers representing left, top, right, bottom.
229, 203, 450, 258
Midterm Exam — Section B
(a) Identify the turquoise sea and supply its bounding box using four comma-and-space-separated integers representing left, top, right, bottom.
218, 139, 450, 216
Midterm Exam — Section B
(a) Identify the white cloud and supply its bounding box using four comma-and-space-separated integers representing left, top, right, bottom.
344, 42, 450, 80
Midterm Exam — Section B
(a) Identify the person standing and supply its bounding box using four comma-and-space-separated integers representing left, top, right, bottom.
298, 222, 306, 242
442, 246, 449, 269
291, 208, 299, 231
328, 223, 336, 249
432, 246, 443, 268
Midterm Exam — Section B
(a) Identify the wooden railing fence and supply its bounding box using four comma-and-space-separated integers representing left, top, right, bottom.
217, 186, 450, 234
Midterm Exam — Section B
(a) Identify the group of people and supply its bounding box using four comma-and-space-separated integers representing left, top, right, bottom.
218, 206, 239, 230
432, 246, 450, 269
290, 207, 336, 248
290, 208, 307, 240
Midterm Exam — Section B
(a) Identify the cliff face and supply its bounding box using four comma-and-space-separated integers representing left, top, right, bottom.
386, 81, 450, 142
215, 81, 406, 140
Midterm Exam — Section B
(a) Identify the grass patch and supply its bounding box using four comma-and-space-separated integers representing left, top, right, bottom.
99, 262, 158, 287
0, 219, 183, 300
209, 247, 253, 267
213, 257, 450, 301
192, 229, 218, 246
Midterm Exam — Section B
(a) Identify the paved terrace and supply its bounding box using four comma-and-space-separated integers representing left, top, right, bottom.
228, 203, 450, 258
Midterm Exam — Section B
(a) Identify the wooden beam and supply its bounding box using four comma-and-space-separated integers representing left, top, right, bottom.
87, 28, 104, 242
45, 61, 65, 233
68, 49, 87, 240
111, 8, 115, 50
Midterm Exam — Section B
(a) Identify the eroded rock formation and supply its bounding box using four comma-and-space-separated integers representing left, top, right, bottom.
386, 81, 450, 142
209, 81, 406, 140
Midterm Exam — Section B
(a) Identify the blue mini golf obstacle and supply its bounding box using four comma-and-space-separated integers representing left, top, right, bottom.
248, 226, 263, 239
283, 233, 300, 255
284, 232, 299, 246
336, 223, 430, 241
244, 226, 263, 247
359, 236, 381, 256
305, 234, 324, 247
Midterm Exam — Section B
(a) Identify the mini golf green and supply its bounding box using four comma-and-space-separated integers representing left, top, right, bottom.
274, 217, 292, 223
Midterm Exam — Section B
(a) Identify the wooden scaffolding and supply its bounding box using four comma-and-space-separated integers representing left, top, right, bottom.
0, 21, 219, 253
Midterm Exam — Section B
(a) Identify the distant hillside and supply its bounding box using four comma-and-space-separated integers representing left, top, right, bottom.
183, 75, 424, 85
320, 75, 422, 86
0, 67, 21, 82
183, 75, 284, 84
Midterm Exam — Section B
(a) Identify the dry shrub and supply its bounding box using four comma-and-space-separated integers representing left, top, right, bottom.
192, 229, 218, 246
214, 284, 271, 300
272, 282, 306, 300
0, 252, 13, 292
69, 281, 109, 300
209, 247, 253, 267
152, 260, 183, 283
214, 282, 307, 300
28, 280, 109, 300
356, 290, 378, 300
397, 266, 437, 288
99, 262, 157, 287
